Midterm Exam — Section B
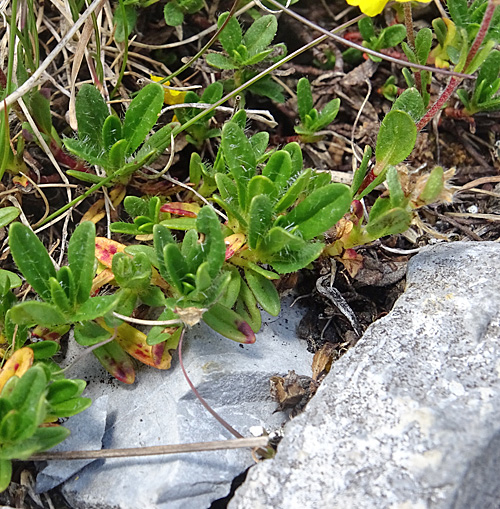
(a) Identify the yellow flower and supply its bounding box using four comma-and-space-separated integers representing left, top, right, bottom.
346, 0, 432, 17
150, 75, 187, 105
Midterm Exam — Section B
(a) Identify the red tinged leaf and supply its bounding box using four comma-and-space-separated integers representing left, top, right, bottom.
160, 202, 201, 217
339, 248, 364, 278
97, 319, 172, 369
237, 320, 256, 344
92, 340, 136, 384
0, 347, 34, 393
31, 324, 70, 342
95, 237, 126, 268
224, 233, 246, 260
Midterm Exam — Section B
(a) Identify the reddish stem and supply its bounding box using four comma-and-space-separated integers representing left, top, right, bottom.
417, 0, 497, 132
177, 329, 243, 439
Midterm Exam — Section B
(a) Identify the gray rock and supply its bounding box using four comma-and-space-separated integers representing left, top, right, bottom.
46, 299, 312, 509
229, 241, 500, 509
36, 395, 108, 493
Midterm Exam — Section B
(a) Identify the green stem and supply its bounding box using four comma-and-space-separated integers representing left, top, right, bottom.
160, 0, 242, 86
38, 172, 116, 227
40, 13, 365, 226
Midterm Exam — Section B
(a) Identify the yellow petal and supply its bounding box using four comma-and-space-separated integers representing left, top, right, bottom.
150, 75, 187, 105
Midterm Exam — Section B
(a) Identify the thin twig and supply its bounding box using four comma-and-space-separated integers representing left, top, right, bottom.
178, 330, 244, 439
29, 437, 269, 461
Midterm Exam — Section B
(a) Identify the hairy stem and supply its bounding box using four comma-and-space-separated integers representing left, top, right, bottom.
417, 0, 497, 131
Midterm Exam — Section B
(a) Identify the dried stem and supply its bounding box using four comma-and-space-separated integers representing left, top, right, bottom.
29, 437, 269, 461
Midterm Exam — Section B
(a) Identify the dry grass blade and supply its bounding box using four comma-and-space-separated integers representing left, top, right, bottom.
29, 437, 269, 461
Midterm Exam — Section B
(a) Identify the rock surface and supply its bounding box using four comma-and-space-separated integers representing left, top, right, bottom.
229, 242, 500, 509
37, 299, 312, 509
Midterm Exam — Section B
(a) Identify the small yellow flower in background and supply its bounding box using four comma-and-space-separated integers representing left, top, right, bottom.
150, 75, 187, 105
346, 0, 432, 17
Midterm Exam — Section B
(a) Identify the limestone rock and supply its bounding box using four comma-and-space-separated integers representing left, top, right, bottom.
39, 299, 312, 509
229, 242, 500, 509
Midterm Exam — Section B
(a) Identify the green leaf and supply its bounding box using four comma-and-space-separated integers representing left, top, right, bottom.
0, 458, 12, 492
195, 262, 212, 293
0, 207, 19, 229
248, 75, 285, 103
135, 123, 175, 161
75, 84, 109, 149
351, 146, 372, 195
30, 90, 52, 135
270, 242, 324, 274
380, 24, 406, 48
48, 397, 92, 418
248, 194, 273, 250
153, 224, 176, 281
159, 217, 197, 230
9, 301, 66, 326
123, 83, 164, 156
215, 173, 238, 201
0, 269, 21, 290
205, 53, 236, 70
249, 132, 269, 161
217, 12, 243, 54
164, 243, 188, 293
196, 206, 225, 278
221, 122, 256, 211
415, 28, 433, 65
297, 78, 313, 122
9, 222, 57, 302
51, 277, 73, 313
386, 166, 407, 208
375, 110, 417, 167
358, 17, 376, 41
8, 364, 47, 414
63, 139, 106, 167
247, 176, 277, 204
113, 4, 137, 43
244, 269, 280, 316
57, 266, 76, 308
259, 227, 307, 256
72, 295, 118, 322
366, 207, 412, 239
282, 183, 351, 240
244, 14, 277, 56
392, 88, 425, 123
203, 303, 255, 343
124, 196, 149, 217
46, 379, 86, 405
312, 99, 340, 131
218, 267, 241, 309
164, 2, 184, 26
262, 150, 292, 191
74, 320, 111, 346
283, 142, 303, 179
27, 340, 60, 360
419, 166, 444, 204
102, 115, 123, 151
68, 221, 96, 304
235, 279, 262, 332
273, 169, 310, 213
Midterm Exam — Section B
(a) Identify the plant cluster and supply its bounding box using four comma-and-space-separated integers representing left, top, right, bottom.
0, 0, 498, 491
